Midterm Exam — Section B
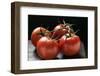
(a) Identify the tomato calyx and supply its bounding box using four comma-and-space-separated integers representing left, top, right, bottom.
64, 26, 80, 39
36, 27, 50, 37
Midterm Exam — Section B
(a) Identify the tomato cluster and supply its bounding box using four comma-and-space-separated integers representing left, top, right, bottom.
31, 21, 81, 60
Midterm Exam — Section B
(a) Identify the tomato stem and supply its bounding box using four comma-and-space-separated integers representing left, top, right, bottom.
63, 19, 66, 26
54, 35, 61, 40
51, 31, 55, 39
74, 29, 80, 34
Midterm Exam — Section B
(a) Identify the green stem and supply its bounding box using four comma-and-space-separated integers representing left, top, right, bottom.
63, 19, 66, 26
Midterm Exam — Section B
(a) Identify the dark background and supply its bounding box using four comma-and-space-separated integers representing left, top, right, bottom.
28, 15, 88, 58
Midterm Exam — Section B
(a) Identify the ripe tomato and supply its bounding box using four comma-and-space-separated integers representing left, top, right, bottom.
31, 27, 51, 46
59, 34, 80, 56
52, 24, 69, 39
37, 37, 59, 60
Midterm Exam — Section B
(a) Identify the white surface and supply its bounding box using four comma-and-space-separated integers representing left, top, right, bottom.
0, 0, 100, 76
20, 5, 94, 70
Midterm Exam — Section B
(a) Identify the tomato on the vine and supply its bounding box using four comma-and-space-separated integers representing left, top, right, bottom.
59, 33, 80, 56
31, 27, 51, 46
37, 37, 59, 60
31, 20, 81, 59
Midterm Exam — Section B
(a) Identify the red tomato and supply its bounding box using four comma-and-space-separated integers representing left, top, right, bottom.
37, 37, 59, 60
52, 24, 69, 39
59, 34, 80, 56
31, 27, 51, 46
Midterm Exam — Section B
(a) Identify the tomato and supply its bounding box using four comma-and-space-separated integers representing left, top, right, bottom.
52, 24, 69, 39
37, 37, 59, 60
59, 34, 80, 56
31, 27, 51, 46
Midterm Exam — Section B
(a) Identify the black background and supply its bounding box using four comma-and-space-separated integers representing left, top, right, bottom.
28, 15, 88, 57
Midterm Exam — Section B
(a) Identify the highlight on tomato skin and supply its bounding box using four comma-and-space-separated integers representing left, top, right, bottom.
59, 34, 81, 56
31, 27, 51, 47
36, 36, 59, 60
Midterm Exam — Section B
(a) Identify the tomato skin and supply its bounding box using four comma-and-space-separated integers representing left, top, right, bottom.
37, 37, 59, 60
52, 24, 68, 39
58, 35, 66, 50
31, 27, 51, 46
59, 35, 80, 56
